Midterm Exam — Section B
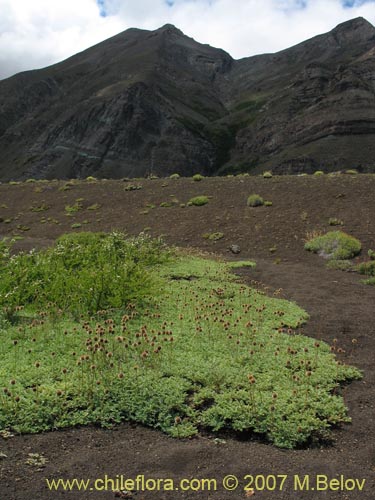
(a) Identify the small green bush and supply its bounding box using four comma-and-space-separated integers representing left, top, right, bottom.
357, 261, 375, 276
87, 203, 101, 211
304, 231, 361, 260
362, 277, 375, 286
30, 203, 50, 213
192, 174, 204, 182
170, 173, 180, 179
345, 169, 358, 175
313, 171, 324, 176
263, 171, 273, 178
203, 232, 224, 241
326, 260, 353, 271
328, 218, 343, 226
227, 260, 256, 269
264, 200, 273, 207
247, 194, 264, 207
124, 184, 142, 191
368, 249, 375, 260
0, 232, 167, 318
65, 202, 82, 214
188, 196, 209, 206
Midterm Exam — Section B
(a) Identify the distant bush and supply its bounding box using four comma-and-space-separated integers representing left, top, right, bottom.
264, 200, 273, 206
362, 277, 375, 286
87, 203, 101, 211
228, 260, 256, 269
30, 203, 50, 213
357, 261, 375, 276
124, 184, 142, 191
192, 174, 204, 182
368, 249, 375, 260
326, 259, 353, 271
328, 218, 343, 226
263, 171, 273, 178
344, 169, 358, 175
85, 176, 97, 182
170, 173, 180, 179
247, 194, 264, 207
188, 196, 209, 206
203, 232, 224, 241
313, 171, 324, 176
304, 231, 361, 260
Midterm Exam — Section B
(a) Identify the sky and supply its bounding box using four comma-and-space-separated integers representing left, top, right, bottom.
0, 0, 374, 80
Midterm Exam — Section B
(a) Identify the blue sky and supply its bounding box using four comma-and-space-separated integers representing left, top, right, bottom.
0, 0, 374, 79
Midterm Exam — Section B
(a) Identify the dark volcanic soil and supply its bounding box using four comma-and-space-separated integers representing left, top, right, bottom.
0, 174, 374, 500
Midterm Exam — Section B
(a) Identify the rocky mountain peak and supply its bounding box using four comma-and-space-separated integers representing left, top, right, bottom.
331, 16, 375, 43
156, 23, 184, 36
0, 17, 375, 180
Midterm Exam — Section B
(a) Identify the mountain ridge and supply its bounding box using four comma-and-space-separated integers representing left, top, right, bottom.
0, 17, 374, 180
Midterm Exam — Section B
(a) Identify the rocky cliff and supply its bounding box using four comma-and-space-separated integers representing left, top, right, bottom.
0, 17, 374, 179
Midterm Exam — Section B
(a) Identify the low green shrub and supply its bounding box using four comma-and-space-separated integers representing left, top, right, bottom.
362, 277, 375, 286
192, 174, 204, 182
0, 253, 361, 448
247, 194, 264, 207
326, 259, 353, 271
357, 261, 375, 276
328, 218, 343, 226
124, 184, 142, 191
170, 173, 180, 179
304, 231, 361, 260
227, 260, 256, 269
368, 249, 375, 260
313, 171, 324, 176
264, 200, 273, 207
345, 169, 358, 175
188, 196, 209, 206
203, 232, 224, 241
0, 232, 167, 318
30, 203, 50, 213
65, 202, 82, 214
263, 171, 273, 178
87, 203, 101, 211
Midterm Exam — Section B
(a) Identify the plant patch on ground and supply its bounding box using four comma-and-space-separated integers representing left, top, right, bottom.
0, 235, 361, 448
247, 194, 264, 207
203, 232, 224, 241
188, 196, 209, 206
304, 231, 361, 260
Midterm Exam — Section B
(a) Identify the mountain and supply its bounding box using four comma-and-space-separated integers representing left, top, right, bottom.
0, 17, 375, 180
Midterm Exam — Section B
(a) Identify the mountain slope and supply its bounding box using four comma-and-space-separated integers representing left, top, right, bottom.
0, 18, 374, 180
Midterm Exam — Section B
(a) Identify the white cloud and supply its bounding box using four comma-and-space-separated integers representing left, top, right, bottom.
0, 0, 374, 80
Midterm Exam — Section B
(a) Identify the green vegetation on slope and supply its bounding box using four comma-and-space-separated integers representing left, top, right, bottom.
304, 231, 361, 260
0, 233, 361, 448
